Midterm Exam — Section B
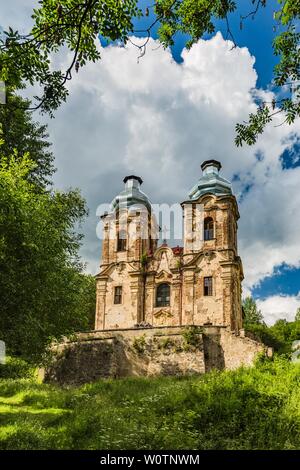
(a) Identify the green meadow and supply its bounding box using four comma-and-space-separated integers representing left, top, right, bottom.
0, 356, 299, 450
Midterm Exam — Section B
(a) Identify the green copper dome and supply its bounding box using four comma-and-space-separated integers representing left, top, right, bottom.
188, 160, 232, 200
111, 175, 152, 213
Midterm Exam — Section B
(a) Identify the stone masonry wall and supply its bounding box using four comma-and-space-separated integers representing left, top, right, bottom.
219, 329, 272, 370
45, 326, 205, 386
44, 326, 270, 386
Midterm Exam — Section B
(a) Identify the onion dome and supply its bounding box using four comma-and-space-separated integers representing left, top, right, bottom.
187, 160, 232, 200
110, 175, 152, 213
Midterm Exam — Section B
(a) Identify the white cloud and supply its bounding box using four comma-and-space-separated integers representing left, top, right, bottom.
257, 294, 300, 325
48, 33, 300, 303
0, 0, 36, 33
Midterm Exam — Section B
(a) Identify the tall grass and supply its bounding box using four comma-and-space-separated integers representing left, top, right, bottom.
0, 356, 299, 450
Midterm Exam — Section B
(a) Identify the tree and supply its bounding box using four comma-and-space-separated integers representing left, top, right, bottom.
0, 154, 95, 362
0, 1, 299, 144
244, 311, 300, 354
0, 93, 54, 189
242, 296, 264, 325
269, 319, 300, 354
295, 308, 300, 322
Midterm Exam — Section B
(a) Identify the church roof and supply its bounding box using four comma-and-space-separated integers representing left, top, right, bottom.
187, 160, 232, 201
172, 245, 183, 256
111, 175, 152, 213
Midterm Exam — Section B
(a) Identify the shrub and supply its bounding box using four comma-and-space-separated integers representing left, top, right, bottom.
132, 335, 146, 354
0, 356, 35, 379
182, 326, 203, 350
245, 320, 300, 355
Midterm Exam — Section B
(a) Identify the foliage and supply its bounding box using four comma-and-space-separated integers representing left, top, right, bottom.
245, 319, 300, 355
0, 1, 299, 144
157, 337, 174, 349
182, 325, 202, 349
295, 308, 300, 322
0, 0, 141, 115
242, 296, 264, 326
0, 356, 36, 379
140, 251, 148, 272
235, 0, 300, 144
84, 275, 97, 330
0, 93, 54, 189
245, 323, 284, 352
0, 357, 299, 450
175, 258, 182, 270
270, 319, 300, 354
132, 335, 146, 353
0, 155, 95, 363
243, 298, 300, 354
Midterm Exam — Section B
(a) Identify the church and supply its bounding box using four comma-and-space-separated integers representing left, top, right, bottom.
45, 160, 271, 385
95, 160, 244, 333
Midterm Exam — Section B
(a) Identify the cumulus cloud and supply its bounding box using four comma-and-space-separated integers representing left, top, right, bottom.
48, 34, 300, 297
257, 294, 300, 325
2, 0, 300, 323
0, 0, 36, 32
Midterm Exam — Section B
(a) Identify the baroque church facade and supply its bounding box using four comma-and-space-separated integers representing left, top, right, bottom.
95, 160, 244, 333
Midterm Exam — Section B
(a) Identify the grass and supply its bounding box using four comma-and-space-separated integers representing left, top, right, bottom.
0, 356, 299, 450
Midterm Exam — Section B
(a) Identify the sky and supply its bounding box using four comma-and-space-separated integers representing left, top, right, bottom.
1, 1, 300, 324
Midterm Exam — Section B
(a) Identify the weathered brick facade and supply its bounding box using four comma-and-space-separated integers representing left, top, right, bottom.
95, 160, 244, 333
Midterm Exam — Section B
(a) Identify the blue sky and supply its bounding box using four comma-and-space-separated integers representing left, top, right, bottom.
130, 0, 279, 88
253, 265, 300, 299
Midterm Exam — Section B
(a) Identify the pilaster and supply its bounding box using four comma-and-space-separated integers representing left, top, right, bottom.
95, 278, 108, 330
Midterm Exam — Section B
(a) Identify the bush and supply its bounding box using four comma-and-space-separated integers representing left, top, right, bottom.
245, 323, 283, 350
245, 320, 300, 355
132, 335, 146, 354
0, 156, 94, 363
0, 356, 35, 379
182, 326, 203, 349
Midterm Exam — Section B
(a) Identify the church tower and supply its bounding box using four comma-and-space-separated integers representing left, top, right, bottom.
181, 160, 243, 332
95, 176, 158, 329
95, 160, 243, 333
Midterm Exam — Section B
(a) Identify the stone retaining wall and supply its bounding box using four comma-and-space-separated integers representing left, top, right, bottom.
44, 325, 270, 386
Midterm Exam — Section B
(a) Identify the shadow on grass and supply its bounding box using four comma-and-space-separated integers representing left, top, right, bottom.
0, 359, 299, 450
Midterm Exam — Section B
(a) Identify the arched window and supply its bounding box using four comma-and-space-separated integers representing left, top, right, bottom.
204, 217, 214, 241
117, 230, 127, 251
156, 283, 170, 307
